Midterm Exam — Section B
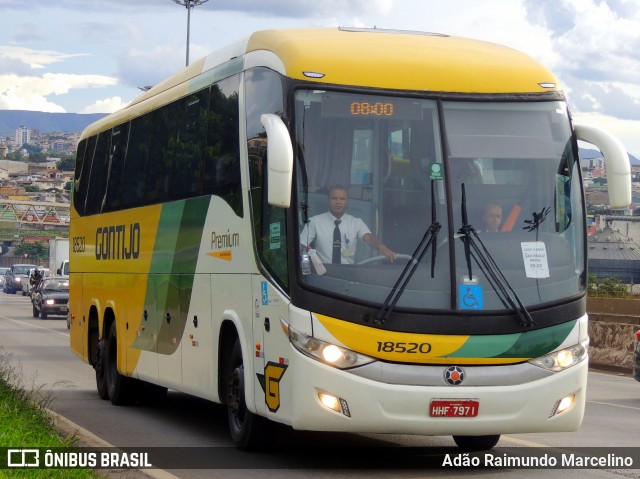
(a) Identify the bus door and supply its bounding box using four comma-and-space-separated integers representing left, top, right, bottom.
251, 276, 291, 419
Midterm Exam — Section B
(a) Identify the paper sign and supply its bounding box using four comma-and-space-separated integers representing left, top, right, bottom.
521, 242, 550, 278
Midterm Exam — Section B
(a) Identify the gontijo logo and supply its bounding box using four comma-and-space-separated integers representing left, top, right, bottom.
95, 223, 141, 260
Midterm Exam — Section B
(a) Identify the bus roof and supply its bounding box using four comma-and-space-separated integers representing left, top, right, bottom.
246, 28, 559, 94
82, 28, 560, 138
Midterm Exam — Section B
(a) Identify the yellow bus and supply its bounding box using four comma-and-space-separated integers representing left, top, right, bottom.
69, 28, 631, 450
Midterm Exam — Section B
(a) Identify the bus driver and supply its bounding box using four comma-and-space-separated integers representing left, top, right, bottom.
300, 185, 396, 264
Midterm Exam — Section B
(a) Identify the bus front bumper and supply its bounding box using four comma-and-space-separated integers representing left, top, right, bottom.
281, 352, 587, 436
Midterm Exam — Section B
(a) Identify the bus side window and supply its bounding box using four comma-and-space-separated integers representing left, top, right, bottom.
121, 115, 151, 209
84, 131, 111, 215
173, 88, 210, 200
103, 122, 130, 212
73, 138, 89, 216
147, 100, 182, 204
203, 75, 242, 216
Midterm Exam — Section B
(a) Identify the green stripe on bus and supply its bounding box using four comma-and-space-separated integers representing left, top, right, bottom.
156, 197, 210, 354
445, 320, 576, 359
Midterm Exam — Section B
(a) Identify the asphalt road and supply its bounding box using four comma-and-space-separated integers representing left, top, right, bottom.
0, 290, 638, 479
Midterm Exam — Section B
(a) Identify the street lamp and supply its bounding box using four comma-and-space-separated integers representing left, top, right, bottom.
172, 0, 210, 67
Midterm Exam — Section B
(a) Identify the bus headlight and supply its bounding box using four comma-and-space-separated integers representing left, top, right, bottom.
289, 326, 375, 369
529, 339, 588, 372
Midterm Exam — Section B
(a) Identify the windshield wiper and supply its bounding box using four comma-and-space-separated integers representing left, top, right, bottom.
456, 184, 535, 328
372, 180, 441, 324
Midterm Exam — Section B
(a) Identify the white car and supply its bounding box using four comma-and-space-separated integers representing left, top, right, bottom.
0, 267, 8, 288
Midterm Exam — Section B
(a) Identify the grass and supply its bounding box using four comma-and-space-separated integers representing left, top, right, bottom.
0, 353, 101, 478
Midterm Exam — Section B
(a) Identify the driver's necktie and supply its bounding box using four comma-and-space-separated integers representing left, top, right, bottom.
332, 219, 341, 264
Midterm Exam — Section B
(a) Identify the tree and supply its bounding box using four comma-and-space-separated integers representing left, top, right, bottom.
592, 177, 607, 186
57, 157, 76, 171
587, 274, 628, 297
6, 150, 26, 162
14, 242, 48, 261
21, 144, 47, 163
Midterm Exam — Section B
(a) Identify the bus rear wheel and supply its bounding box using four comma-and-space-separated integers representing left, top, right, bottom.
105, 321, 136, 405
95, 337, 109, 400
453, 434, 500, 451
226, 339, 271, 449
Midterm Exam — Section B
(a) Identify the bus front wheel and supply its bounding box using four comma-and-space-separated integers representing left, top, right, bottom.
226, 339, 271, 449
453, 434, 500, 451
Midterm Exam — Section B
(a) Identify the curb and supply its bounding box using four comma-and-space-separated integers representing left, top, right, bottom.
47, 407, 180, 479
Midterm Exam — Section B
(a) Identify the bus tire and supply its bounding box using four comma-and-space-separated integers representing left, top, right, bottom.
452, 434, 500, 451
95, 337, 109, 400
105, 321, 136, 405
226, 339, 271, 449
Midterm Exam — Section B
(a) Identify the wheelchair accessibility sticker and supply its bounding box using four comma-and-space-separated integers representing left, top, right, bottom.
459, 284, 483, 310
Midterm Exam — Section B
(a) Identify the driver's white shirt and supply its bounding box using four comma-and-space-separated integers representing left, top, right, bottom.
300, 212, 371, 264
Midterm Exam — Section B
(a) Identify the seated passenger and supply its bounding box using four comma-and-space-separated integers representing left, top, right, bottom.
481, 202, 503, 233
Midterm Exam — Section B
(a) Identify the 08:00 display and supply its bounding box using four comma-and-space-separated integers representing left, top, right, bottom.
350, 101, 394, 116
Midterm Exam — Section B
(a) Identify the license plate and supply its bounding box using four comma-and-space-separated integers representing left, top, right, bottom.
61, 306, 68, 312
430, 399, 479, 417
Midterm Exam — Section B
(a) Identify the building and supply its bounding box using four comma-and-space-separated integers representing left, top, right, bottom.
588, 221, 640, 283
15, 126, 30, 147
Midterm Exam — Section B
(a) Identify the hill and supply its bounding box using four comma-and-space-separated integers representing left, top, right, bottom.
1, 110, 638, 166
580, 147, 639, 166
0, 110, 106, 135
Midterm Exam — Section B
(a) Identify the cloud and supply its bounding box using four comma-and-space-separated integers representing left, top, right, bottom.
116, 46, 185, 91
523, 0, 640, 120
0, 72, 118, 113
81, 96, 129, 114
0, 46, 87, 70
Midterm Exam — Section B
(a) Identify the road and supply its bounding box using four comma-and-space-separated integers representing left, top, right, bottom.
0, 290, 638, 478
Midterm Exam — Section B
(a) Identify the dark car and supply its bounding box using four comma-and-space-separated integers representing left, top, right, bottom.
634, 330, 640, 383
31, 277, 69, 319
3, 264, 37, 294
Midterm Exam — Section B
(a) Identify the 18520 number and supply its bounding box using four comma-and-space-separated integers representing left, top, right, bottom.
376, 341, 432, 354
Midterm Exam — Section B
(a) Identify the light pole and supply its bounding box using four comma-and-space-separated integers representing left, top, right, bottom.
172, 0, 210, 67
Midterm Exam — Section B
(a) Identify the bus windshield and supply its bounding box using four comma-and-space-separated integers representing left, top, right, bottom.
294, 90, 584, 312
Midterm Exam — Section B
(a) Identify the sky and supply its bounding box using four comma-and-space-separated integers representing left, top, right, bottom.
0, 0, 639, 157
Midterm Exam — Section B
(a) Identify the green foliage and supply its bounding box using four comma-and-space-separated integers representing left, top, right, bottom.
57, 157, 76, 171
587, 273, 629, 298
21, 144, 47, 163
592, 177, 607, 186
5, 150, 26, 162
24, 185, 41, 192
0, 353, 99, 477
14, 242, 48, 261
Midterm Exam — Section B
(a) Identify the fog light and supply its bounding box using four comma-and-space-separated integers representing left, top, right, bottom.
550, 394, 574, 417
318, 392, 351, 417
319, 393, 340, 412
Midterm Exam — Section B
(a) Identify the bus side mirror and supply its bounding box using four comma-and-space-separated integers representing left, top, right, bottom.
261, 114, 293, 208
574, 123, 631, 209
